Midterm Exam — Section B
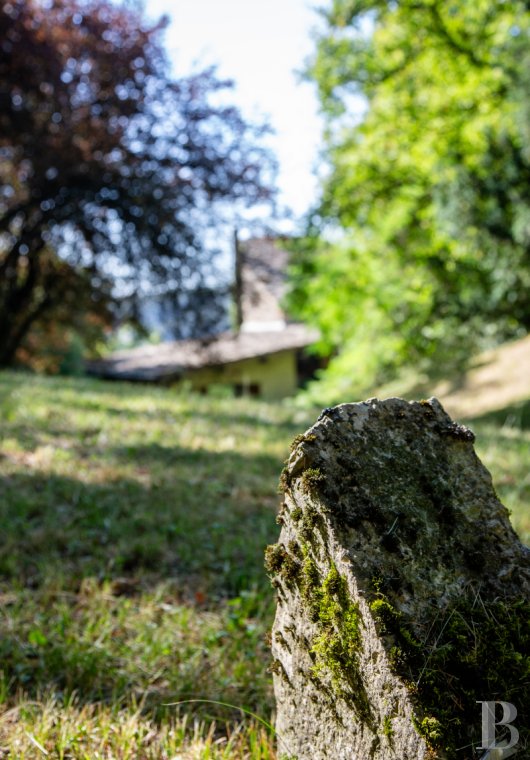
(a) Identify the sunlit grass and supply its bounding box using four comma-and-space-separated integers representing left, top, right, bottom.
0, 695, 277, 759
0, 371, 527, 757
0, 372, 310, 758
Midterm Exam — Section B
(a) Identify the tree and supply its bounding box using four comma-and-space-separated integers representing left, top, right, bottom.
0, 0, 276, 366
290, 0, 530, 399
13, 248, 113, 373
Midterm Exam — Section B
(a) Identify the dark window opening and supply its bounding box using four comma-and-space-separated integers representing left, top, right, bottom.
233, 382, 261, 397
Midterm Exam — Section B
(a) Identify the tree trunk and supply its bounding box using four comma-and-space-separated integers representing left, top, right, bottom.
0, 301, 51, 366
0, 246, 50, 367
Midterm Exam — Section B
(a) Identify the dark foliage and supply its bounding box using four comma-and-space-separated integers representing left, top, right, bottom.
0, 0, 276, 365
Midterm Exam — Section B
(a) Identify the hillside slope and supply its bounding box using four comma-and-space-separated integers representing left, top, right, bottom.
433, 333, 530, 420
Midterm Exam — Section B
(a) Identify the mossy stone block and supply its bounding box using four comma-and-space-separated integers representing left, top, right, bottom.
268, 398, 529, 760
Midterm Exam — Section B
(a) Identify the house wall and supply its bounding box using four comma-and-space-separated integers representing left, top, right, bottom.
178, 349, 298, 400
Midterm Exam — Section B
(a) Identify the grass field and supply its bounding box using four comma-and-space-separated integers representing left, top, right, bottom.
0, 372, 528, 758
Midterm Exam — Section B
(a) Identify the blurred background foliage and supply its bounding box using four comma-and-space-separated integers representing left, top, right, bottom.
1, 0, 528, 398
289, 0, 530, 403
0, 0, 276, 371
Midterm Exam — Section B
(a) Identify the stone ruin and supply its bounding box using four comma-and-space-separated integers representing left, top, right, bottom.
266, 398, 529, 760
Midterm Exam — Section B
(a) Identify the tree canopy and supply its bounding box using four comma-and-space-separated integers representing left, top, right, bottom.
290, 0, 530, 400
0, 0, 276, 366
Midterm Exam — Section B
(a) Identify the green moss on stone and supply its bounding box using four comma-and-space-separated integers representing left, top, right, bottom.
275, 501, 288, 526
290, 433, 317, 452
264, 543, 287, 575
264, 542, 301, 589
291, 506, 303, 522
278, 465, 291, 493
297, 555, 372, 723
415, 716, 442, 744
382, 714, 394, 741
370, 598, 401, 633
298, 505, 323, 541
369, 590, 530, 757
300, 467, 324, 493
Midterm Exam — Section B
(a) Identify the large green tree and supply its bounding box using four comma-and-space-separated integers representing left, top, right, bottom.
0, 0, 275, 366
291, 0, 530, 399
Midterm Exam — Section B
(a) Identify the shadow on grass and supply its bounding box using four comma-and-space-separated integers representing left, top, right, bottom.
0, 444, 282, 595
0, 441, 280, 713
0, 373, 290, 717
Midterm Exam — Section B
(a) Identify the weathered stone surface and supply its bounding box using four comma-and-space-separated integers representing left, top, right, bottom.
267, 398, 529, 760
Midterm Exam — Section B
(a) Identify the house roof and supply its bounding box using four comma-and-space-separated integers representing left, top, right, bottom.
87, 323, 318, 382
88, 237, 319, 383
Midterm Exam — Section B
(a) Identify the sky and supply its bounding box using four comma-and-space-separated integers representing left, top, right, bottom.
144, 0, 325, 228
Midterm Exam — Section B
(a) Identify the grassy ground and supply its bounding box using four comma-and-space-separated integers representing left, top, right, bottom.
0, 372, 528, 758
